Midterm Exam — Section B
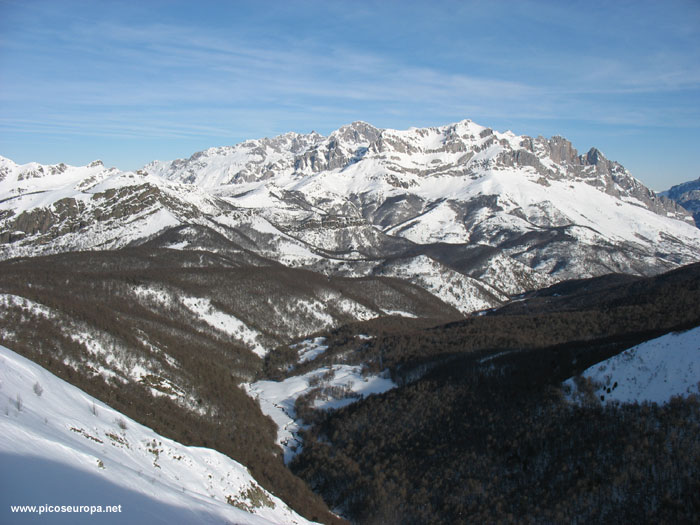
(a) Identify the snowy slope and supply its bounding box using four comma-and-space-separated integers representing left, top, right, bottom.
563, 327, 700, 405
140, 119, 700, 283
245, 345, 396, 464
3, 118, 700, 313
0, 344, 316, 525
0, 156, 222, 259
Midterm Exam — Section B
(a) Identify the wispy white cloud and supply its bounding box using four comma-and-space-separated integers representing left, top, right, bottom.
1, 0, 699, 188
3, 8, 698, 131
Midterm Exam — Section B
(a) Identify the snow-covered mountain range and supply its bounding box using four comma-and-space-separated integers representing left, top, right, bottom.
2, 118, 700, 523
2, 119, 700, 316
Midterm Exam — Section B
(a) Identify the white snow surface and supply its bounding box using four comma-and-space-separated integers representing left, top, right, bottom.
293, 338, 329, 363
245, 365, 396, 464
132, 287, 268, 357
0, 344, 315, 525
132, 120, 700, 277
3, 118, 700, 315
378, 255, 508, 313
564, 327, 700, 405
179, 296, 267, 357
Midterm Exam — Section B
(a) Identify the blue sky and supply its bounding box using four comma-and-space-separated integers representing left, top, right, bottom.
1, 0, 699, 190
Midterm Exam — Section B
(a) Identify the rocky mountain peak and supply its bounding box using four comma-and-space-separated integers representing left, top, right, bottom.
584, 147, 607, 166
534, 136, 578, 165
331, 121, 382, 146
663, 177, 700, 201
3, 118, 699, 294
130, 119, 696, 227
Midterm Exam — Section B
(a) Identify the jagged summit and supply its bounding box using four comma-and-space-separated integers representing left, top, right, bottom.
141, 119, 689, 223
1, 118, 700, 314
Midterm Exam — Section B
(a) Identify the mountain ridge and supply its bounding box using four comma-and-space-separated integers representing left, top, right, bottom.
662, 176, 700, 227
142, 119, 688, 222
2, 118, 700, 317
2, 118, 700, 523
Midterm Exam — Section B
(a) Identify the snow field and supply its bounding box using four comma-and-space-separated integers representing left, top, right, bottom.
179, 296, 267, 357
293, 338, 330, 364
134, 286, 268, 357
245, 364, 396, 464
0, 345, 316, 524
564, 327, 700, 405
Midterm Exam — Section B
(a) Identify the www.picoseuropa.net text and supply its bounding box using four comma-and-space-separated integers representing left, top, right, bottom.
10, 504, 122, 515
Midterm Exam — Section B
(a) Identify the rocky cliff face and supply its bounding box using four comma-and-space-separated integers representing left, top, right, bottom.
2, 119, 700, 315
144, 121, 691, 224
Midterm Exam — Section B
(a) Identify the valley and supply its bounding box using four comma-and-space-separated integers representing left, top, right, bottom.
1, 119, 700, 523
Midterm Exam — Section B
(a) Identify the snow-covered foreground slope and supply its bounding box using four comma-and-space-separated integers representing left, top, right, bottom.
564, 327, 700, 405
0, 345, 315, 525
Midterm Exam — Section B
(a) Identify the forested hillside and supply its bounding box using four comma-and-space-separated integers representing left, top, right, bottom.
289, 263, 700, 523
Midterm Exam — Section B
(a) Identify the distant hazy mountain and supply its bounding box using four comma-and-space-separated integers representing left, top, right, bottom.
662, 176, 700, 227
